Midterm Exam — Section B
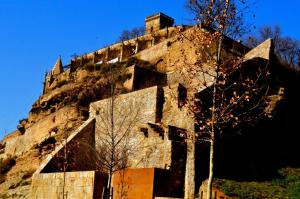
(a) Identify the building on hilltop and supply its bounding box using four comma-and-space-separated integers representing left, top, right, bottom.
145, 12, 174, 34
52, 56, 64, 76
43, 56, 64, 94
0, 12, 279, 199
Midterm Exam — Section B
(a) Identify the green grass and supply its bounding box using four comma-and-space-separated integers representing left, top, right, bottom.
215, 168, 300, 199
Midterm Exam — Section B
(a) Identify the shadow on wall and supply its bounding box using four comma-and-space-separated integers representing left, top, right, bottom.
195, 62, 300, 187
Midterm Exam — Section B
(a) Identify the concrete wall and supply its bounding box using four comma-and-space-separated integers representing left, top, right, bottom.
29, 171, 106, 199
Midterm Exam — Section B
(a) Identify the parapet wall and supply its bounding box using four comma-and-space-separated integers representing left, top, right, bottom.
29, 171, 106, 199
43, 26, 184, 94
36, 118, 95, 174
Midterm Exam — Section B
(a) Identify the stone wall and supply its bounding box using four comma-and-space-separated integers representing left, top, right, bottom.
162, 84, 194, 131
122, 66, 167, 92
89, 85, 187, 196
130, 124, 172, 169
29, 171, 106, 199
37, 118, 95, 174
2, 106, 78, 158
90, 86, 162, 168
136, 40, 169, 66
90, 86, 158, 123
132, 66, 167, 90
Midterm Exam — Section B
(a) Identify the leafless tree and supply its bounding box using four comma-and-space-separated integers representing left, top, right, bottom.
92, 64, 141, 199
118, 26, 145, 42
182, 1, 269, 199
247, 25, 300, 67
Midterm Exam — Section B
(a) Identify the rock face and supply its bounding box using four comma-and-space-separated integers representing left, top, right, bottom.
0, 12, 283, 199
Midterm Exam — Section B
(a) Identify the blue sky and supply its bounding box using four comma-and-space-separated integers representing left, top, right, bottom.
0, 0, 299, 140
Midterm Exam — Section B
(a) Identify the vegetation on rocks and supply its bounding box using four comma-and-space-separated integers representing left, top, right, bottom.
215, 168, 300, 199
54, 80, 70, 89
0, 156, 16, 184
0, 142, 5, 154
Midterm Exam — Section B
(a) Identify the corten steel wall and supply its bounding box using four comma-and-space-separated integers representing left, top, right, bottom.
29, 171, 107, 199
112, 168, 183, 199
113, 168, 155, 199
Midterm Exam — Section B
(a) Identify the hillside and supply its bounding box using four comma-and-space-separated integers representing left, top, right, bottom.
0, 13, 299, 199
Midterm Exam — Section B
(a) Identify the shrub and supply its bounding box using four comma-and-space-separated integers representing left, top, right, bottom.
83, 62, 96, 72
0, 156, 16, 175
215, 168, 300, 199
41, 136, 56, 146
56, 80, 69, 89
18, 118, 28, 126
21, 169, 35, 180
95, 64, 101, 71
17, 124, 25, 135
49, 126, 59, 134
0, 142, 5, 150
0, 174, 5, 184
0, 143, 5, 155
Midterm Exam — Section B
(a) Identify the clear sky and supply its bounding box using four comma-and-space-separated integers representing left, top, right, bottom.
0, 0, 299, 140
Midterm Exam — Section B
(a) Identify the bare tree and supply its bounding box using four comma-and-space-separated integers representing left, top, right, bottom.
182, 1, 269, 199
247, 25, 300, 67
92, 64, 141, 199
118, 26, 145, 42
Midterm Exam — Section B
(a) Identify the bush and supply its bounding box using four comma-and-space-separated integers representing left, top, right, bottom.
0, 156, 16, 175
56, 80, 69, 89
95, 64, 101, 71
0, 142, 5, 150
83, 62, 96, 72
18, 118, 28, 126
35, 136, 56, 153
0, 143, 5, 155
215, 168, 300, 199
20, 169, 35, 180
0, 174, 5, 184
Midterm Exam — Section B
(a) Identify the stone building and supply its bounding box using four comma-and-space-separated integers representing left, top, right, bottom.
145, 13, 174, 34
0, 12, 276, 199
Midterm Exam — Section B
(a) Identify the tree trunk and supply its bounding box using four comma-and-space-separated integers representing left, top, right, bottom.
108, 66, 115, 199
207, 32, 222, 199
62, 137, 67, 199
184, 133, 195, 199
107, 170, 113, 199
206, 136, 214, 199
